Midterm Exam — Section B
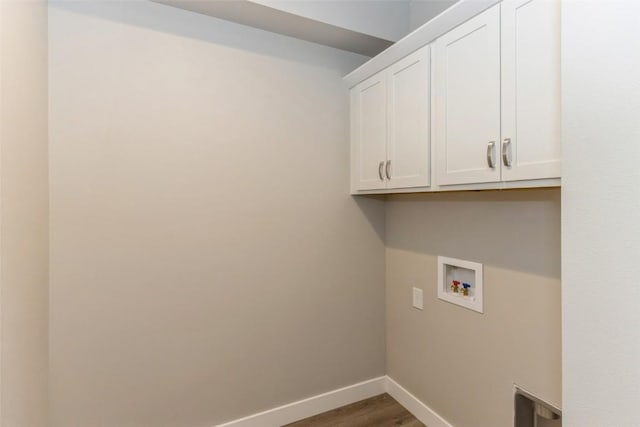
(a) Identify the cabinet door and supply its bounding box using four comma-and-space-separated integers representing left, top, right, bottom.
387, 45, 431, 189
501, 0, 561, 181
351, 71, 387, 190
434, 4, 501, 186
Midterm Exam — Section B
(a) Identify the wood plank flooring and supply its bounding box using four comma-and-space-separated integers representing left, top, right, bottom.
284, 393, 425, 427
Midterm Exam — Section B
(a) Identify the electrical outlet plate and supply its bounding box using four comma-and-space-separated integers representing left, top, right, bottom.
412, 287, 423, 310
437, 256, 483, 313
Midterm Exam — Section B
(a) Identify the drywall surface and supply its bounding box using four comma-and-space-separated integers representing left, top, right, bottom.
409, 0, 458, 31
0, 0, 49, 425
386, 189, 561, 427
562, 1, 640, 426
48, 2, 384, 426
252, 0, 411, 42
151, 0, 394, 57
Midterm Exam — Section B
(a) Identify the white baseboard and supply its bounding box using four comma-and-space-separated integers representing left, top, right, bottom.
385, 376, 453, 427
216, 375, 454, 427
216, 376, 387, 427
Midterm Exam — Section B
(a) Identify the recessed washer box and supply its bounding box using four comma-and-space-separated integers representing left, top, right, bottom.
437, 256, 484, 313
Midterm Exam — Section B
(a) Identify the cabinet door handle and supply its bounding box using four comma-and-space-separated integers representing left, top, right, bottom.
487, 141, 496, 169
385, 160, 391, 180
502, 138, 512, 167
378, 161, 385, 181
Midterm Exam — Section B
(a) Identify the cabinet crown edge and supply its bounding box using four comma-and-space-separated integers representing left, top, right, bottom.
343, 0, 500, 88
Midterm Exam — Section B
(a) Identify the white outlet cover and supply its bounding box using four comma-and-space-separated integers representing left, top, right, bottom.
412, 287, 424, 310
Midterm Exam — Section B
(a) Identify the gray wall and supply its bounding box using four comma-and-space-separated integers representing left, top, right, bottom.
48, 2, 384, 426
409, 0, 459, 31
0, 0, 49, 425
562, 1, 640, 425
386, 189, 561, 427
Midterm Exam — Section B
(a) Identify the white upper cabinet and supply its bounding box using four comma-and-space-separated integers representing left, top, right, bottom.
501, 0, 561, 181
351, 71, 388, 191
387, 46, 431, 189
351, 45, 431, 192
434, 0, 560, 187
348, 0, 561, 193
434, 4, 501, 186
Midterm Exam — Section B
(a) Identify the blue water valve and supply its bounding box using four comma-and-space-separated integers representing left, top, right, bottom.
462, 283, 471, 296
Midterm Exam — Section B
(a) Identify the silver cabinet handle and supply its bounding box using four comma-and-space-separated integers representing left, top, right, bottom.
502, 137, 512, 167
378, 161, 384, 181
385, 160, 391, 180
487, 141, 496, 169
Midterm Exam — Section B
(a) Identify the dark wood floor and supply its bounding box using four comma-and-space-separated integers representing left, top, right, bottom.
284, 393, 425, 427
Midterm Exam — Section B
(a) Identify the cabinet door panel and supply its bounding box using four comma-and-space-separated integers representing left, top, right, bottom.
501, 0, 561, 181
388, 45, 431, 189
435, 4, 501, 186
351, 72, 387, 190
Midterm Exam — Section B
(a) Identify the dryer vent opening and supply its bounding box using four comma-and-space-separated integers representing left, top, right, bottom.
514, 386, 561, 427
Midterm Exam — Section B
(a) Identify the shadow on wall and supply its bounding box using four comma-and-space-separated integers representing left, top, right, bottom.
47, 0, 369, 72
353, 195, 387, 242
385, 188, 561, 279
